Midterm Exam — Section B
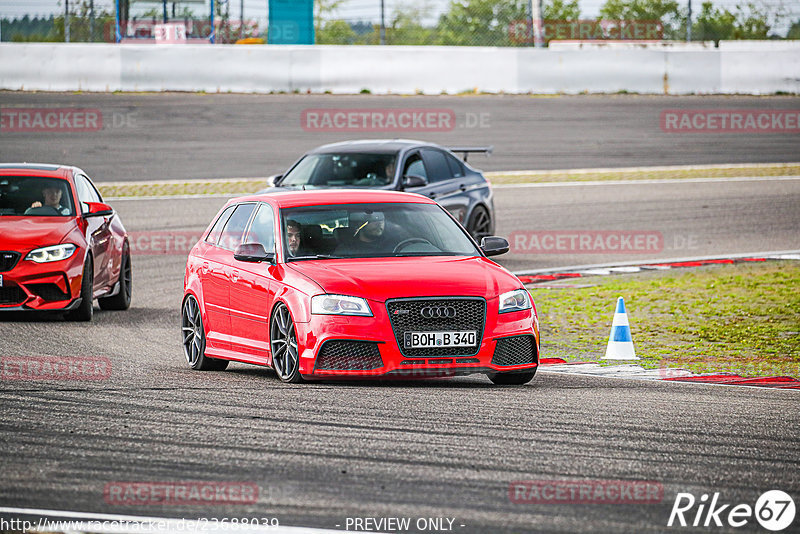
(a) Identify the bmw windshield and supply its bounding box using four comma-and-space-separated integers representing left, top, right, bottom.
280, 153, 397, 187
0, 176, 76, 217
281, 202, 480, 260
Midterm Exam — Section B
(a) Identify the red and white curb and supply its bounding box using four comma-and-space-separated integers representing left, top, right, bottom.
538, 359, 800, 390
515, 251, 800, 285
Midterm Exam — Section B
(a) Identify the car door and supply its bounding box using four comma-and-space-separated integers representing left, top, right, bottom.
229, 202, 276, 360
74, 173, 112, 291
414, 148, 470, 225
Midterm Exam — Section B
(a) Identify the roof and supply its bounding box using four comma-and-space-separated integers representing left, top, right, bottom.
0, 163, 72, 178
232, 188, 437, 209
307, 139, 438, 154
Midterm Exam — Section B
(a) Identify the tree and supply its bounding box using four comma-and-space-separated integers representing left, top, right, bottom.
437, 0, 528, 46
691, 1, 774, 42
543, 0, 581, 20
788, 19, 800, 39
598, 0, 682, 39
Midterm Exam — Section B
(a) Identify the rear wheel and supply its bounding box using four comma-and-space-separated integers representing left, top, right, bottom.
270, 302, 304, 383
488, 369, 536, 385
99, 247, 132, 310
467, 206, 492, 241
66, 256, 93, 322
182, 295, 228, 371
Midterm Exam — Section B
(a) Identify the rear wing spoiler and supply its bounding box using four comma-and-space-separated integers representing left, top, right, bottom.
447, 146, 493, 163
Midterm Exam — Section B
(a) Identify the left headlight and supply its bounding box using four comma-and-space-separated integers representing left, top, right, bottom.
311, 294, 373, 317
499, 289, 532, 314
25, 244, 77, 263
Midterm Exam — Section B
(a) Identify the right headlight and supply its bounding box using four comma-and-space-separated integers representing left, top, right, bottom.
25, 244, 77, 263
311, 294, 373, 317
498, 289, 532, 314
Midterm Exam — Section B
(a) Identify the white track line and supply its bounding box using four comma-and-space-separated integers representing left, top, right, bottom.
492, 175, 800, 189
0, 507, 341, 534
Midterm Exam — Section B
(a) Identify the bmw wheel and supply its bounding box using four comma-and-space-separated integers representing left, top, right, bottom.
66, 255, 93, 322
467, 206, 492, 241
270, 302, 304, 383
182, 295, 228, 371
99, 246, 132, 310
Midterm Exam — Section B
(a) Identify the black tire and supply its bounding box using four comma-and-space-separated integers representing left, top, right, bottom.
488, 369, 537, 386
182, 295, 229, 371
270, 302, 304, 384
467, 205, 492, 241
99, 247, 132, 311
66, 256, 94, 322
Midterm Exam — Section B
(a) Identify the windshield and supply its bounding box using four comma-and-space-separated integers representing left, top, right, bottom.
280, 202, 479, 260
0, 176, 76, 217
281, 153, 397, 187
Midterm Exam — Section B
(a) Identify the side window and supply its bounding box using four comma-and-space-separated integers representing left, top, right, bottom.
244, 203, 275, 252
403, 154, 427, 180
445, 153, 465, 178
420, 149, 451, 183
218, 203, 256, 251
205, 205, 236, 246
74, 174, 100, 212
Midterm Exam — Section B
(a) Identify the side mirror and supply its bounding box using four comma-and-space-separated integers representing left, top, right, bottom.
267, 174, 283, 187
402, 174, 428, 188
480, 236, 509, 257
234, 243, 275, 263
83, 202, 114, 218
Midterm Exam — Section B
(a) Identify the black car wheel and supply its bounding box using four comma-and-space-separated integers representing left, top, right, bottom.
99, 247, 132, 310
467, 206, 492, 241
66, 255, 93, 322
182, 295, 229, 371
270, 302, 304, 383
488, 369, 537, 385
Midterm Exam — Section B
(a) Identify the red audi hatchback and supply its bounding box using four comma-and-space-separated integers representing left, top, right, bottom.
0, 164, 131, 320
183, 189, 539, 385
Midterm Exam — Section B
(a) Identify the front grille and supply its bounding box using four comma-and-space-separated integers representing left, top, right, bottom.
0, 251, 20, 272
386, 297, 486, 357
0, 286, 26, 305
492, 335, 538, 367
28, 283, 70, 302
315, 340, 383, 371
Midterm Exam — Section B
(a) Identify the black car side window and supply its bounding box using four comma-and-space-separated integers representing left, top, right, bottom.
445, 153, 465, 178
420, 149, 452, 183
403, 154, 427, 179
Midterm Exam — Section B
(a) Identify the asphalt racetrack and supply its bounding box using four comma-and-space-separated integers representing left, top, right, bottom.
1, 93, 799, 533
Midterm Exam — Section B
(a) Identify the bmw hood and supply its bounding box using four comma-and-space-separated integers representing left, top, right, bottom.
287, 256, 522, 303
0, 217, 76, 251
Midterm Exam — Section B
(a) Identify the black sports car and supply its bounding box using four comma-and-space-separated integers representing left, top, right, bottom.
262, 140, 495, 240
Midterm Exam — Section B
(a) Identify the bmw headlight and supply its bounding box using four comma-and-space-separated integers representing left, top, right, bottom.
499, 289, 532, 314
311, 294, 373, 317
25, 244, 77, 263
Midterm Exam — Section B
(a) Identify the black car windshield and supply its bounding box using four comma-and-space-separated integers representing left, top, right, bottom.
281, 203, 480, 260
0, 176, 76, 217
281, 153, 397, 187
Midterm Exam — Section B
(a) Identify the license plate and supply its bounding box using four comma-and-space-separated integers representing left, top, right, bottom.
405, 331, 477, 349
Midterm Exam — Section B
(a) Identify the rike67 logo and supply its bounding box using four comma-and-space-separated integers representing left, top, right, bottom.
668, 490, 795, 531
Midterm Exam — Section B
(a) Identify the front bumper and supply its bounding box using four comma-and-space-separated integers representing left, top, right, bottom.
294, 299, 539, 378
0, 251, 84, 311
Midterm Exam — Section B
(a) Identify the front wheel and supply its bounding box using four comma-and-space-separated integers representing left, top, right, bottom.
270, 302, 304, 383
488, 370, 536, 385
66, 256, 93, 322
182, 295, 228, 371
466, 206, 492, 241
99, 247, 132, 310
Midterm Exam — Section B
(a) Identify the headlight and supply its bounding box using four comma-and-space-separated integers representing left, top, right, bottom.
25, 244, 77, 263
499, 289, 532, 314
311, 294, 373, 317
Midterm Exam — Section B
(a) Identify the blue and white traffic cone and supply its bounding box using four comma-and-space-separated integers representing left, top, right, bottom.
603, 297, 639, 360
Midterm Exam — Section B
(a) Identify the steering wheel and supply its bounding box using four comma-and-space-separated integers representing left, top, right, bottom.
25, 205, 60, 216
393, 238, 435, 254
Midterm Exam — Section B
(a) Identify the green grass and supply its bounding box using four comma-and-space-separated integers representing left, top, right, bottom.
530, 261, 800, 378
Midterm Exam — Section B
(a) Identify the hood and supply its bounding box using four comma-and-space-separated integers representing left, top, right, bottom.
0, 217, 76, 251
288, 256, 521, 303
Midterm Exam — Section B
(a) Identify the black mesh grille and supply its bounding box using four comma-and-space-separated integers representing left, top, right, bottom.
492, 335, 538, 366
0, 286, 26, 304
386, 297, 486, 357
315, 340, 383, 371
29, 283, 70, 302
0, 252, 20, 272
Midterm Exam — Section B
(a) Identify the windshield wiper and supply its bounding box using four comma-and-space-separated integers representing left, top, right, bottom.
288, 254, 345, 261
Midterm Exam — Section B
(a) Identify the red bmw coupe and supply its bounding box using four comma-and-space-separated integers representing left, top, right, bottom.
0, 164, 131, 320
182, 189, 538, 385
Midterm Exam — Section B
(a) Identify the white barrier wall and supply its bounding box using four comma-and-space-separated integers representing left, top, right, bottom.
1, 42, 799, 95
